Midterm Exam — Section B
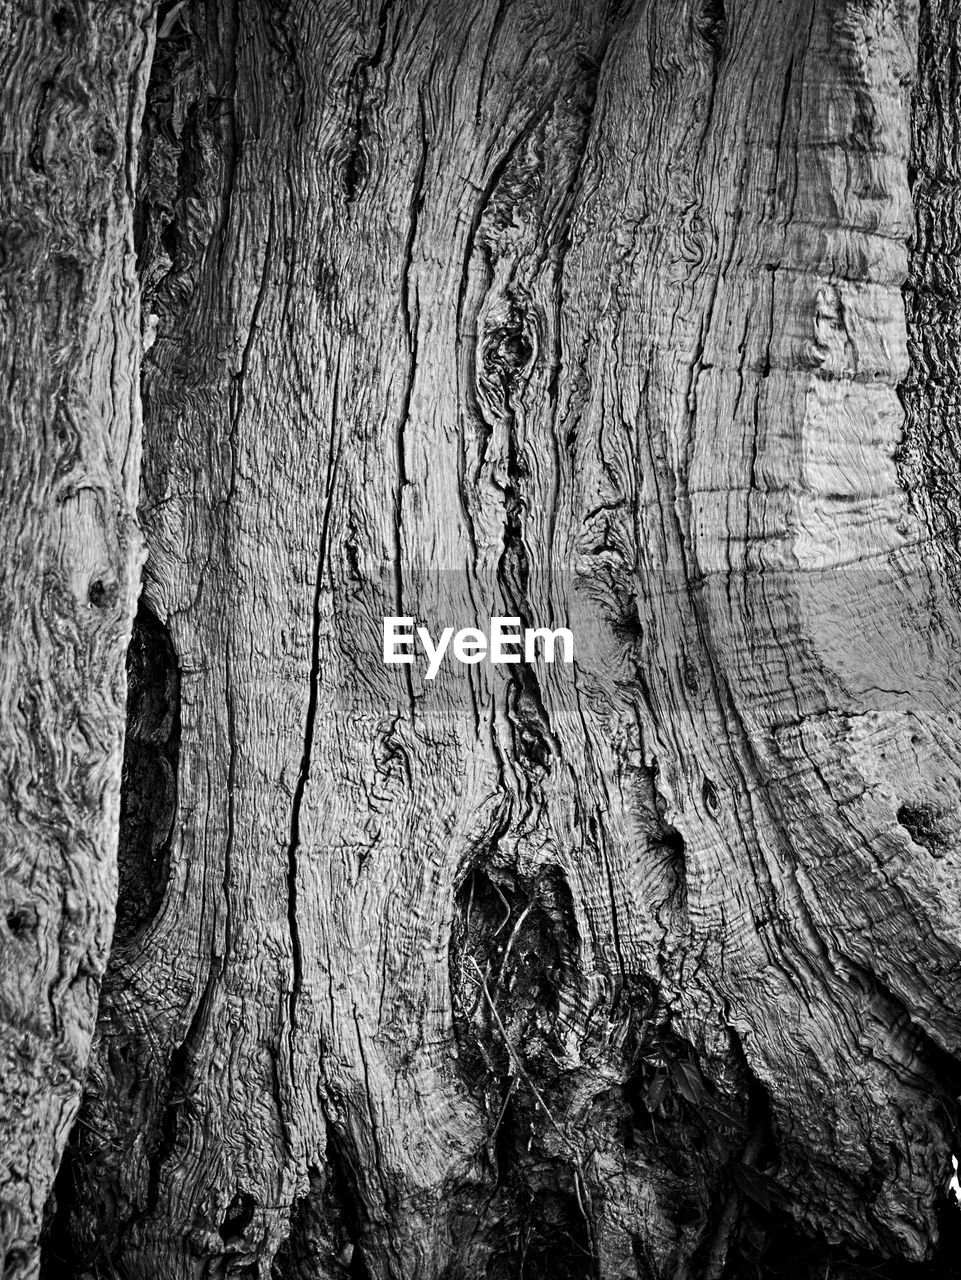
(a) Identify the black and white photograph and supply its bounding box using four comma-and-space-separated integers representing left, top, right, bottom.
3, 1, 961, 1276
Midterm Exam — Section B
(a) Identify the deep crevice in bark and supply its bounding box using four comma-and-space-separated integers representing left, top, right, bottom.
115, 603, 180, 944
272, 1128, 373, 1280
451, 865, 578, 1088
450, 864, 598, 1277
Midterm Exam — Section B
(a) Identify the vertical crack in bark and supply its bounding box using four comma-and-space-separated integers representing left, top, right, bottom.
284, 670, 308, 1069
393, 88, 429, 720
286, 359, 342, 1110
286, 563, 321, 1082
227, 199, 276, 512
544, 29, 615, 469
223, 638, 237, 967
214, 0, 242, 269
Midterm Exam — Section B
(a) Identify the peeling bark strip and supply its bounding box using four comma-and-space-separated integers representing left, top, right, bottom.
10, 0, 961, 1278
0, 0, 154, 1274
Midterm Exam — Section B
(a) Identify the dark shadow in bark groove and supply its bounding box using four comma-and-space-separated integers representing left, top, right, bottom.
272, 1127, 371, 1280
704, 1029, 961, 1280
724, 1198, 961, 1280
695, 0, 727, 59
37, 1142, 79, 1280
134, 0, 214, 326
38, 602, 181, 1280
115, 602, 180, 943
483, 1174, 595, 1280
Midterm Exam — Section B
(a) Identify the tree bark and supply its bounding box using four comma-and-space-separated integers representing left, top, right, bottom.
8, 0, 961, 1278
0, 2, 153, 1275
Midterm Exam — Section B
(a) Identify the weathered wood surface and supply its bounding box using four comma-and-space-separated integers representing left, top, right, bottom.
0, 1, 154, 1275
24, 0, 961, 1277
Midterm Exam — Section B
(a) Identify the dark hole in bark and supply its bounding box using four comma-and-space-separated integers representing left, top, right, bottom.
657, 823, 685, 863
612, 600, 644, 642
500, 330, 533, 369
702, 777, 720, 813
87, 577, 118, 608
156, 0, 183, 29
621, 1015, 753, 1226
897, 803, 945, 856
133, 1, 202, 277
651, 822, 687, 912
451, 864, 577, 1092
327, 1131, 372, 1280
92, 127, 116, 161
450, 866, 597, 1274
116, 602, 180, 943
159, 214, 178, 266
484, 323, 534, 382
49, 6, 74, 37
695, 0, 727, 57
5, 905, 36, 938
342, 141, 369, 202
40, 1012, 162, 1276
220, 1190, 256, 1241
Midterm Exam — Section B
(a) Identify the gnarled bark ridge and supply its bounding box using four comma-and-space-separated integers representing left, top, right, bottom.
0, 2, 152, 1274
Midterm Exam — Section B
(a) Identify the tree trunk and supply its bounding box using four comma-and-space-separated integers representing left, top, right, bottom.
6, 0, 961, 1278
0, 2, 152, 1274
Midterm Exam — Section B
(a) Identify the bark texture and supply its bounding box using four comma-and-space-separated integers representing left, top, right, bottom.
13, 0, 961, 1278
0, 2, 153, 1275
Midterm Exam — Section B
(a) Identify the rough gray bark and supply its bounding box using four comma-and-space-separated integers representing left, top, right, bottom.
0, 2, 153, 1275
7, 0, 961, 1278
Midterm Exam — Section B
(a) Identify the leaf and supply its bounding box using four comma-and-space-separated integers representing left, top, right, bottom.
645, 1073, 669, 1111
670, 1058, 709, 1106
730, 1163, 787, 1212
